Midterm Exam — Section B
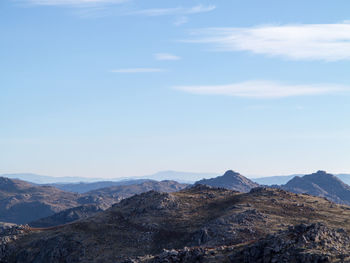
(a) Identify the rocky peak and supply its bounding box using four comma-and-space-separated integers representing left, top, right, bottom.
194, 170, 259, 193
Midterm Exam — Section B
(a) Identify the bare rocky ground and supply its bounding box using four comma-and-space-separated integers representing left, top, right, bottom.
133, 222, 350, 263
2, 185, 350, 262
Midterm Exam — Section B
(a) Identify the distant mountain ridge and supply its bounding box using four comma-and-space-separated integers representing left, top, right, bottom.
47, 179, 152, 193
195, 170, 259, 192
1, 171, 219, 185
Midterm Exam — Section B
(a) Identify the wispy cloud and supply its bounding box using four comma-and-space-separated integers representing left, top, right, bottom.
22, 0, 128, 7
129, 4, 216, 16
111, 68, 165, 73
154, 53, 181, 61
173, 81, 347, 98
173, 16, 188, 26
188, 23, 350, 61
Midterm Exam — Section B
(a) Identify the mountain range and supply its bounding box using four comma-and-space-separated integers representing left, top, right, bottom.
0, 176, 187, 225
1, 171, 218, 185
47, 179, 152, 193
2, 185, 350, 262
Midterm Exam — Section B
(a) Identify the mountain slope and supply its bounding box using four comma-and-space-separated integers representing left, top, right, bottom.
195, 170, 259, 192
0, 177, 86, 224
3, 186, 350, 262
280, 170, 350, 205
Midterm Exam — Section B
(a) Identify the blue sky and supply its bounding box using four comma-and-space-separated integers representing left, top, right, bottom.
1, 0, 350, 178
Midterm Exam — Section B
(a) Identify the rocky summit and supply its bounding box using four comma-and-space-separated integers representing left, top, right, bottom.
195, 170, 259, 192
2, 185, 350, 262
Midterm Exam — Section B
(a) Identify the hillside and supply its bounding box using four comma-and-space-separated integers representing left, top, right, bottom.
3, 186, 350, 262
0, 177, 90, 224
280, 170, 350, 205
195, 170, 259, 192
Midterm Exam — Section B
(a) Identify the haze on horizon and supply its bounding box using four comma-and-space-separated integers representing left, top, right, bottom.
1, 0, 350, 179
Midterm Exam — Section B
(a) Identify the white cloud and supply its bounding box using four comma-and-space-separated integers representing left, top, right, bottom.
154, 53, 181, 61
111, 68, 165, 73
20, 0, 127, 7
173, 81, 346, 98
188, 23, 350, 61
129, 4, 215, 16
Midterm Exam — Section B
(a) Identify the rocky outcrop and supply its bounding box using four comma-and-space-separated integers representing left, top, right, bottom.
0, 224, 30, 260
230, 223, 350, 263
132, 223, 350, 263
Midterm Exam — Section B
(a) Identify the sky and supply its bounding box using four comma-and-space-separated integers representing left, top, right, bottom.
1, 0, 350, 178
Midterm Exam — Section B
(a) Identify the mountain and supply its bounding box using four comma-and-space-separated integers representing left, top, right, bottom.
195, 170, 259, 192
47, 179, 152, 193
279, 170, 350, 205
29, 204, 105, 228
2, 186, 350, 262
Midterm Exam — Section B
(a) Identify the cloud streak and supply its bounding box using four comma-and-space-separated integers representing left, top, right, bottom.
173, 81, 346, 98
129, 4, 215, 16
188, 23, 350, 61
154, 53, 181, 61
111, 68, 165, 73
